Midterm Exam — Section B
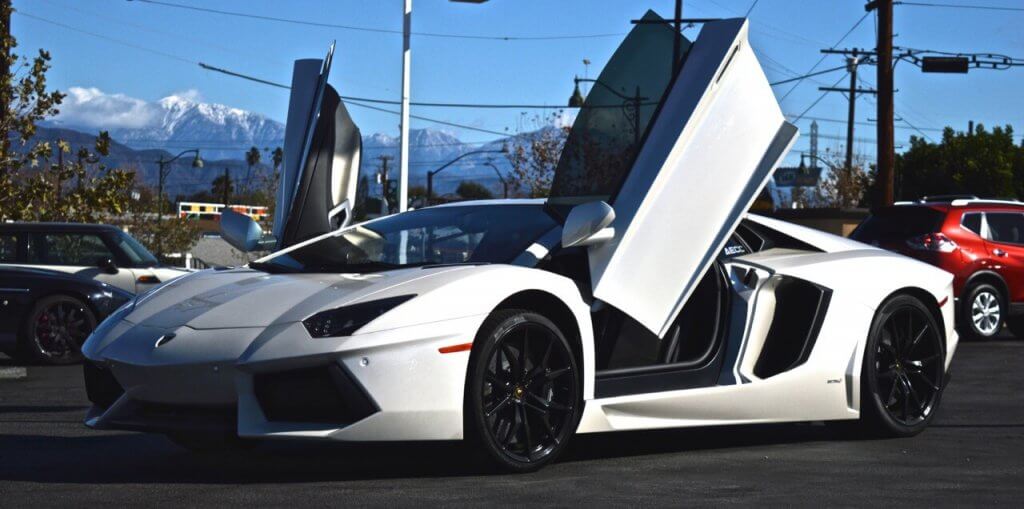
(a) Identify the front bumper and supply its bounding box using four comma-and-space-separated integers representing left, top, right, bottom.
84, 314, 487, 441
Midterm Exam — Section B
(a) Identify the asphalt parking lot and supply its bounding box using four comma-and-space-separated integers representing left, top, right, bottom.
1, 338, 1022, 507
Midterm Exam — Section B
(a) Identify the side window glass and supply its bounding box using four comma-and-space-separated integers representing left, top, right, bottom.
961, 212, 982, 236
30, 234, 114, 266
984, 213, 1024, 245
0, 234, 17, 262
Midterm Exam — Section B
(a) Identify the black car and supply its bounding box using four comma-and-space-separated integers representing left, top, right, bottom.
0, 222, 189, 294
0, 266, 132, 364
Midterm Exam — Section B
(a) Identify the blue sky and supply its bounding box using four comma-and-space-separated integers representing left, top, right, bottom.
13, 0, 1024, 166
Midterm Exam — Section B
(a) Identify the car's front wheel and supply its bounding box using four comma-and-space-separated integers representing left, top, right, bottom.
860, 294, 946, 437
464, 309, 582, 473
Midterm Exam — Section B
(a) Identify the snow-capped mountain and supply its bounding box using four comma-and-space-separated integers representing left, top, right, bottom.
107, 95, 287, 161
42, 88, 519, 196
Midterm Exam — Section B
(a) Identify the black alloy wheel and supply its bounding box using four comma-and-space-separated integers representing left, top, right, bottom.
861, 295, 945, 436
24, 295, 96, 365
466, 310, 581, 472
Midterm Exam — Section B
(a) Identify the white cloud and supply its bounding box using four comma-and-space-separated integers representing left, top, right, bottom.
54, 87, 160, 129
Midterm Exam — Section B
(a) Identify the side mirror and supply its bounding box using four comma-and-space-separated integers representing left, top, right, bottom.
562, 201, 616, 248
96, 257, 118, 274
221, 209, 275, 252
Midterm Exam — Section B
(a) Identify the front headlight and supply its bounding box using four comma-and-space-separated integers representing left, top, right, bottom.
302, 295, 415, 338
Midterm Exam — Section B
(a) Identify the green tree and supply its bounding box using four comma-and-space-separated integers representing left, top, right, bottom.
455, 180, 494, 200
271, 146, 283, 173
895, 124, 1018, 201
0, 4, 133, 222
242, 145, 261, 197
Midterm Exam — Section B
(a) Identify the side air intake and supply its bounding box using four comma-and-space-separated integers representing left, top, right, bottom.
753, 276, 832, 379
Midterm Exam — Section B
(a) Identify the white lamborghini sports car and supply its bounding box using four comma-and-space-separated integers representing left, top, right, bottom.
82, 13, 958, 472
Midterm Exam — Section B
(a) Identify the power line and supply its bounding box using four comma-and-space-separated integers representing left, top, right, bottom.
345, 99, 512, 137
744, 0, 761, 17
778, 12, 871, 103
132, 0, 627, 41
791, 72, 849, 123
14, 11, 196, 64
37, 0, 283, 64
898, 2, 1024, 12
769, 64, 849, 86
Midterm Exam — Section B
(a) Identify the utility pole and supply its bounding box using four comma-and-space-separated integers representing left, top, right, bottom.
867, 0, 895, 205
222, 167, 230, 205
818, 50, 876, 172
844, 57, 859, 172
377, 154, 393, 213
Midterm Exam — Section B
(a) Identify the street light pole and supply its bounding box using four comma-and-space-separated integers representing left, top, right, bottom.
398, 0, 411, 213
155, 149, 203, 258
426, 149, 506, 205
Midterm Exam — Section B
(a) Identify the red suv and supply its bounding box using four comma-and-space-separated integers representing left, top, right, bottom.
852, 197, 1024, 340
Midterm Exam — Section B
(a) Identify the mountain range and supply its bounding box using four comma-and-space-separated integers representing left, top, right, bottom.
40, 94, 514, 198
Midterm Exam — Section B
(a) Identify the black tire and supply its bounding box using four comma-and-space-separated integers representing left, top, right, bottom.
165, 432, 253, 453
20, 294, 96, 365
464, 309, 582, 473
859, 294, 946, 437
959, 282, 1004, 341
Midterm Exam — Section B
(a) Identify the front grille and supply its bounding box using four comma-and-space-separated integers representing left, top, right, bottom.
83, 361, 124, 410
104, 400, 237, 433
254, 364, 378, 425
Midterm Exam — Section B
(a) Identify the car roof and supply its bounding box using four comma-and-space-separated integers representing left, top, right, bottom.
888, 200, 1024, 215
0, 222, 122, 233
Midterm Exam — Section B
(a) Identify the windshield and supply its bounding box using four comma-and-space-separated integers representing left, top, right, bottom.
548, 10, 690, 209
115, 231, 159, 267
256, 204, 557, 273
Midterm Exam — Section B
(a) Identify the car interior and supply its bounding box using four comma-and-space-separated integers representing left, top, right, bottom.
536, 218, 828, 397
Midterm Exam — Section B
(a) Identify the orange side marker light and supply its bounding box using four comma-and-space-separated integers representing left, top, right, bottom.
438, 342, 473, 354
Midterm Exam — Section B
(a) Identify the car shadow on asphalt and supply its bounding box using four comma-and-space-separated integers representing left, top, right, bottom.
0, 422, 853, 484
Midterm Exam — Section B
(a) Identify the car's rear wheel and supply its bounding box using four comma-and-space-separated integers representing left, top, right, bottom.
465, 309, 581, 473
860, 294, 945, 437
21, 295, 96, 365
960, 283, 1004, 340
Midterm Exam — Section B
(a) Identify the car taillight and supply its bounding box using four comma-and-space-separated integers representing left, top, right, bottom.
906, 232, 958, 253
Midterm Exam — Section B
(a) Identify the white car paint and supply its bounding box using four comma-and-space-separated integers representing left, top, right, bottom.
80, 16, 958, 452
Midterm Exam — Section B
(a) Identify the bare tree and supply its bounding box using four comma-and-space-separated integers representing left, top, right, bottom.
504, 113, 569, 198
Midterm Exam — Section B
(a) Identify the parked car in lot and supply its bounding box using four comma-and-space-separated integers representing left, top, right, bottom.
0, 223, 189, 294
0, 266, 132, 364
82, 15, 958, 473
851, 197, 1024, 340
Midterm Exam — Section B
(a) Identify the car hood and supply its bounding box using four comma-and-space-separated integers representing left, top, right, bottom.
124, 266, 462, 330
